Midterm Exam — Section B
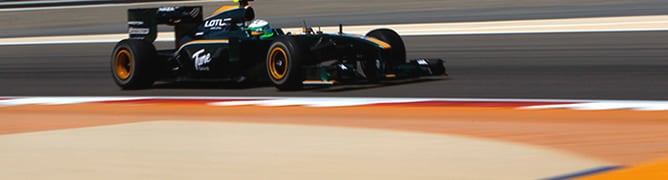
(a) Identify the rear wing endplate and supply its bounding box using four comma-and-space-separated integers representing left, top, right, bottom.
127, 6, 203, 47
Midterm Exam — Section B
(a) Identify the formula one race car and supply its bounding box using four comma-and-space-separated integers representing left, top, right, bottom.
111, 0, 446, 90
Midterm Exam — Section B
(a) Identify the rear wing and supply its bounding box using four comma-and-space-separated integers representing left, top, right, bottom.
127, 6, 203, 47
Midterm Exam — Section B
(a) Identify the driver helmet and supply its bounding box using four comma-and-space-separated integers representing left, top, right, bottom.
248, 19, 274, 39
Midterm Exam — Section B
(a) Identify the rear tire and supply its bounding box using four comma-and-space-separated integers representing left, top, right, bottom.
111, 39, 158, 89
266, 37, 305, 90
366, 28, 406, 67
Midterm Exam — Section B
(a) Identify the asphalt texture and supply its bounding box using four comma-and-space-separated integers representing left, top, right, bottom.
1, 0, 667, 99
1, 31, 667, 99
2, 0, 668, 37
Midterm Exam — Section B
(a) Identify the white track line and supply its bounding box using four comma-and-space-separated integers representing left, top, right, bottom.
1, 96, 667, 110
1, 15, 667, 46
521, 102, 668, 111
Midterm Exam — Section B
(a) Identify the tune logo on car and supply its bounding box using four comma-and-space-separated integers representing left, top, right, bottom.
192, 49, 212, 71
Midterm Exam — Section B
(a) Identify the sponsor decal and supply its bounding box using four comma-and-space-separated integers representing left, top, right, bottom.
128, 27, 150, 35
192, 49, 212, 71
158, 6, 177, 12
127, 21, 144, 26
204, 18, 232, 30
204, 19, 223, 27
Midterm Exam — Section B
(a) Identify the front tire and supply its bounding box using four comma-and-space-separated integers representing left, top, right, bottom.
111, 39, 158, 89
266, 37, 306, 90
366, 28, 406, 67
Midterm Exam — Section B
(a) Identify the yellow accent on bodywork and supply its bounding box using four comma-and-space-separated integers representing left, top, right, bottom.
176, 40, 230, 54
366, 37, 392, 49
211, 5, 238, 16
182, 40, 230, 45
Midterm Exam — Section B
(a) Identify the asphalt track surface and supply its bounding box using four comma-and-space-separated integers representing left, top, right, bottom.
1, 0, 667, 99
3, 0, 668, 37
1, 31, 667, 99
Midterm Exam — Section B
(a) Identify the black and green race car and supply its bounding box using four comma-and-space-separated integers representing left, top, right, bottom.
111, 1, 447, 90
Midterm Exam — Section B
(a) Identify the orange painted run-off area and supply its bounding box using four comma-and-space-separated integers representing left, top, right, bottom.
1, 103, 667, 165
577, 157, 668, 179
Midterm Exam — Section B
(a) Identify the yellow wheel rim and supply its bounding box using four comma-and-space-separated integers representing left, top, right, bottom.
268, 47, 288, 80
114, 49, 133, 80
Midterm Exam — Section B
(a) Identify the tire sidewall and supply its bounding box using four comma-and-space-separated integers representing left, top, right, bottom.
266, 37, 304, 90
111, 42, 136, 85
110, 39, 157, 89
366, 29, 406, 67
266, 41, 292, 85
